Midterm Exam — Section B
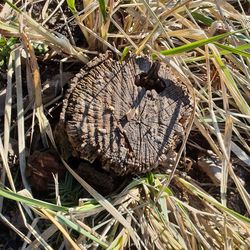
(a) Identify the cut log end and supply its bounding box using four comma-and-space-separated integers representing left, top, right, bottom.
60, 53, 194, 175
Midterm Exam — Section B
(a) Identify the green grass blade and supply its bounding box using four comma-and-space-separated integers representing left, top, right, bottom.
214, 42, 250, 58
185, 42, 250, 62
0, 187, 68, 212
191, 11, 214, 26
119, 47, 129, 62
178, 178, 250, 224
67, 0, 77, 15
160, 29, 246, 56
57, 214, 109, 248
98, 0, 106, 22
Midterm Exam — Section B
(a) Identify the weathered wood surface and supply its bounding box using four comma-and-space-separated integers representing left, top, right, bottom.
60, 52, 193, 175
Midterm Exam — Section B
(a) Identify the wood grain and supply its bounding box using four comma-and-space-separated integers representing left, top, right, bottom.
60, 53, 193, 175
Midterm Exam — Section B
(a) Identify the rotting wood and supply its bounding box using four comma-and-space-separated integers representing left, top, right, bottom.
60, 52, 194, 175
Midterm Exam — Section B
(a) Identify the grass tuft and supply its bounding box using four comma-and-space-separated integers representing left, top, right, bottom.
0, 0, 249, 249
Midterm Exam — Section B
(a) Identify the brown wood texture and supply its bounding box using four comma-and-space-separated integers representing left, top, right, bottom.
60, 52, 193, 175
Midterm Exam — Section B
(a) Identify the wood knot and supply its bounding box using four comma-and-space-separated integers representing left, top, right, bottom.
135, 61, 166, 93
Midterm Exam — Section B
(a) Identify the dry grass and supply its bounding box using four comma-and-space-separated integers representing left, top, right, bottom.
0, 0, 250, 249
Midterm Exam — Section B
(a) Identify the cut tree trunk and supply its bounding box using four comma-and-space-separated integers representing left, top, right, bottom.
60, 52, 193, 175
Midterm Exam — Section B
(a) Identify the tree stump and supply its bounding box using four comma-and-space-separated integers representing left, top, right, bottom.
60, 52, 193, 175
